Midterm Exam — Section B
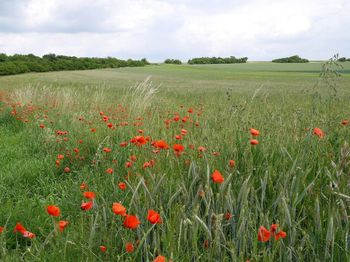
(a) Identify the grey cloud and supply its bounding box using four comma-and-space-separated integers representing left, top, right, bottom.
0, 0, 349, 60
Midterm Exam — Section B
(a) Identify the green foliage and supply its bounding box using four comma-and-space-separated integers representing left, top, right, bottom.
164, 59, 182, 64
0, 53, 149, 76
188, 56, 248, 64
272, 55, 309, 63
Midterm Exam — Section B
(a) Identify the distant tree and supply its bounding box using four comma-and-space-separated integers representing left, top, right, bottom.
164, 59, 182, 64
338, 57, 347, 62
0, 53, 7, 62
187, 56, 248, 64
141, 58, 150, 65
43, 53, 57, 62
272, 55, 309, 63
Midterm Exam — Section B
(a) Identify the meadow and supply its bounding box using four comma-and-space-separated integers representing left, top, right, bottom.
1, 62, 350, 261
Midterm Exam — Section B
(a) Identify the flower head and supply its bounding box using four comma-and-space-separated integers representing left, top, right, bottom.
112, 202, 127, 216
123, 215, 141, 229
211, 170, 224, 183
47, 205, 61, 217
147, 210, 162, 224
258, 226, 271, 242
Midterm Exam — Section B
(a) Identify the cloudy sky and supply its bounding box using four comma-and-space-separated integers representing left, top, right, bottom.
0, 0, 349, 61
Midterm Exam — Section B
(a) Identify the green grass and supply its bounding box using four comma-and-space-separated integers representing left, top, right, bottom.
0, 62, 350, 261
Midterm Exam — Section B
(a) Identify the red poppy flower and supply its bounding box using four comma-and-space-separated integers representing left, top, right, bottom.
39, 124, 45, 129
147, 210, 162, 224
14, 223, 26, 234
274, 230, 287, 240
100, 245, 107, 253
313, 127, 324, 138
173, 144, 185, 152
131, 136, 147, 146
103, 147, 112, 153
120, 142, 128, 147
342, 120, 349, 125
58, 220, 69, 232
47, 205, 61, 217
211, 170, 224, 183
182, 116, 189, 123
149, 159, 155, 166
105, 168, 113, 174
22, 231, 36, 239
225, 212, 232, 220
130, 155, 137, 162
83, 191, 96, 199
198, 146, 206, 152
250, 128, 260, 136
112, 202, 127, 216
229, 159, 235, 168
81, 201, 94, 211
0, 226, 4, 233
143, 161, 151, 168
250, 139, 259, 145
123, 215, 141, 229
80, 182, 88, 190
153, 140, 169, 149
153, 255, 167, 262
125, 242, 134, 253
14, 223, 35, 239
118, 182, 127, 190
270, 223, 279, 234
258, 226, 271, 242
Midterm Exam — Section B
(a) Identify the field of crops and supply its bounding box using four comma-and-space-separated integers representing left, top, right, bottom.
1, 62, 350, 261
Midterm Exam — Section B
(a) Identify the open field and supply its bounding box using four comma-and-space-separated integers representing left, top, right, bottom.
1, 62, 350, 261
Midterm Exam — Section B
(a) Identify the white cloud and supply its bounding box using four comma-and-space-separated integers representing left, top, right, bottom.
0, 0, 349, 61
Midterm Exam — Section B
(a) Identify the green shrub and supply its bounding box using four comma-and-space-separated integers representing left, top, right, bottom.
338, 57, 347, 62
272, 55, 309, 63
188, 56, 248, 64
164, 59, 182, 64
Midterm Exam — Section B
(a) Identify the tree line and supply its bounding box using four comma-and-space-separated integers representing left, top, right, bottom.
0, 53, 150, 76
272, 55, 309, 63
187, 56, 248, 64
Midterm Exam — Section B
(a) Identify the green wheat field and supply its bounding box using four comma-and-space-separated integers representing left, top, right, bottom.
1, 62, 350, 261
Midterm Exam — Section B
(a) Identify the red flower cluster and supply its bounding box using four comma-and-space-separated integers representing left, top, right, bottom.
258, 224, 287, 242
